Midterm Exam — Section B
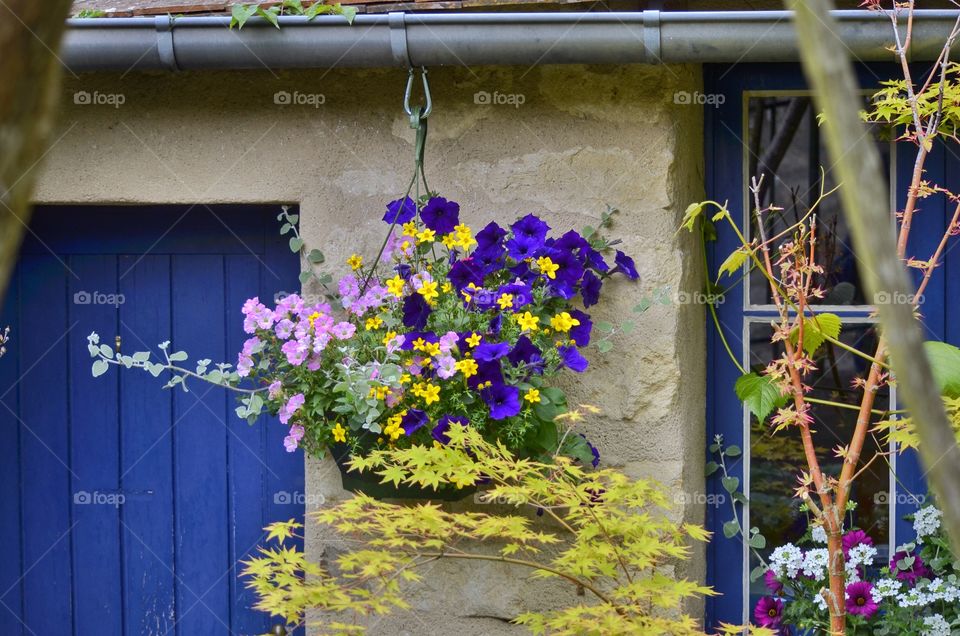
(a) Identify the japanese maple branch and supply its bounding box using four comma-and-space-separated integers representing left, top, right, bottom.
790, 0, 960, 565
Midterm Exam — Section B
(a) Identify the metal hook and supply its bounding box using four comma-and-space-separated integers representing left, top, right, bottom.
403, 67, 432, 120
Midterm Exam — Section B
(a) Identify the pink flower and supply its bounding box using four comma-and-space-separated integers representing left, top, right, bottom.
279, 393, 305, 424
439, 331, 460, 353
241, 297, 274, 333
331, 322, 356, 340
283, 424, 305, 452
268, 381, 282, 399
845, 581, 878, 618
274, 318, 294, 339
386, 334, 405, 354
764, 570, 783, 595
237, 336, 261, 377
435, 355, 457, 379
281, 338, 309, 366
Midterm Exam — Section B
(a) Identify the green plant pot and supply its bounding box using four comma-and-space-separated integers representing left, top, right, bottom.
330, 444, 477, 501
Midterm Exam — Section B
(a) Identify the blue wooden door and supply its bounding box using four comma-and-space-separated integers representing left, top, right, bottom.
0, 205, 303, 635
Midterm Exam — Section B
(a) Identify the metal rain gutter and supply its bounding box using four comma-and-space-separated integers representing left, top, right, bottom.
61, 10, 960, 73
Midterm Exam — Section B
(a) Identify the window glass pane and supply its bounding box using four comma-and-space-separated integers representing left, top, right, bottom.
746, 321, 890, 601
746, 95, 892, 306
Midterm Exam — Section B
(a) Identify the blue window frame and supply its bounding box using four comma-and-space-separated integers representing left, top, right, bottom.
704, 63, 958, 627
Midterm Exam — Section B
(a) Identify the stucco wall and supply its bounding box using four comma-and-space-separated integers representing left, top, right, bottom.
32, 63, 706, 633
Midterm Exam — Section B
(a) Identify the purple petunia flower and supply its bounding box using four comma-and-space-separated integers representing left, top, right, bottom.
474, 342, 510, 362
382, 196, 416, 225
889, 549, 933, 586
553, 230, 589, 252
402, 294, 432, 330
753, 596, 783, 629
580, 270, 602, 308
559, 345, 589, 373
507, 336, 543, 370
468, 360, 504, 390
764, 570, 783, 595
613, 250, 640, 280
489, 313, 503, 335
842, 529, 873, 557
505, 236, 541, 261
583, 247, 610, 273
475, 221, 507, 251
481, 384, 521, 420
432, 415, 468, 445
511, 214, 550, 246
401, 408, 429, 435
472, 245, 506, 275
568, 310, 592, 347
497, 283, 532, 309
420, 197, 460, 235
447, 259, 484, 291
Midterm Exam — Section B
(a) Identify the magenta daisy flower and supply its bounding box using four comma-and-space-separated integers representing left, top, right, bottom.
753, 596, 783, 628
845, 581, 878, 618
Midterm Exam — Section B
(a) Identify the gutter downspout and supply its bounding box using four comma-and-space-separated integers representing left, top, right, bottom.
61, 10, 959, 72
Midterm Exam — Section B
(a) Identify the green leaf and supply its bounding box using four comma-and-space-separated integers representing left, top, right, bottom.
723, 520, 740, 539
705, 461, 721, 477
734, 372, 788, 422
596, 340, 614, 354
256, 6, 281, 28
680, 202, 706, 232
750, 565, 767, 582
533, 420, 559, 453
718, 248, 750, 278
307, 249, 325, 264
724, 445, 742, 457
299, 270, 313, 285
230, 4, 258, 29
748, 534, 766, 550
721, 476, 739, 493
336, 3, 357, 24
289, 237, 304, 253
98, 344, 114, 359
924, 341, 960, 398
91, 359, 109, 378
168, 351, 188, 362
789, 312, 842, 356
279, 223, 292, 235
132, 351, 150, 363
562, 435, 596, 466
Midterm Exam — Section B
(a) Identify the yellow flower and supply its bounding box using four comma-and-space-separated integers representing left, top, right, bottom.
497, 293, 514, 310
365, 316, 383, 331
477, 381, 492, 390
416, 228, 436, 244
465, 332, 481, 348
386, 275, 405, 298
455, 358, 478, 378
441, 282, 453, 294
421, 383, 440, 405
422, 342, 441, 359
441, 233, 458, 249
400, 240, 412, 253
418, 280, 439, 304
347, 254, 363, 271
536, 256, 559, 280
412, 337, 427, 352
402, 221, 418, 237
550, 311, 581, 333
399, 373, 411, 385
524, 389, 541, 404
307, 311, 322, 329
383, 415, 404, 441
514, 311, 540, 332
383, 331, 398, 346
332, 422, 347, 443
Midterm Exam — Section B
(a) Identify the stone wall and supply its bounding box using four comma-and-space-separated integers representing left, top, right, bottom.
33, 62, 706, 633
